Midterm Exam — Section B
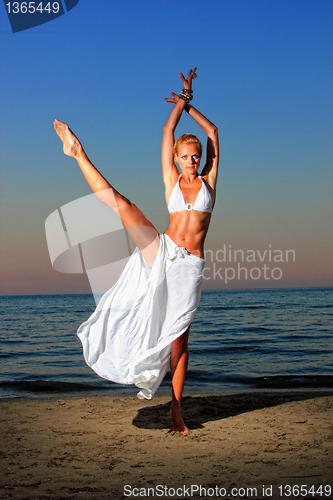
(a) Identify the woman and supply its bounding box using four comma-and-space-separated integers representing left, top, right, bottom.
53, 69, 219, 434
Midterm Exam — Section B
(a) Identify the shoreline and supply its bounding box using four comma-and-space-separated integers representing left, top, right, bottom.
1, 373, 333, 401
1, 391, 332, 499
1, 385, 333, 402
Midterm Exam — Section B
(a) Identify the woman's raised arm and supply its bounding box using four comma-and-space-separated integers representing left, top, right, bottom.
185, 103, 219, 189
163, 70, 219, 190
161, 69, 197, 189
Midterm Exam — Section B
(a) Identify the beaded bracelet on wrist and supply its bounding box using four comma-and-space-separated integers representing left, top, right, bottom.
179, 88, 193, 103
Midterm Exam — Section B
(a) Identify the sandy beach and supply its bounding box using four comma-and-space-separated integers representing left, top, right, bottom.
1, 391, 332, 500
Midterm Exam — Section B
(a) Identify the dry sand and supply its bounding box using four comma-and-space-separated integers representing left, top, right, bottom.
1, 392, 332, 500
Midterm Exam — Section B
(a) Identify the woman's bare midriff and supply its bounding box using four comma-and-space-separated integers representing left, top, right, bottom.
165, 211, 212, 259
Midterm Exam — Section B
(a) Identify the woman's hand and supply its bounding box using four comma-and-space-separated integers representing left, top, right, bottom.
164, 92, 180, 104
180, 67, 197, 90
164, 68, 197, 103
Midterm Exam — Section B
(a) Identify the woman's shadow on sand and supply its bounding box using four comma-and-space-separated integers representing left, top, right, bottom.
132, 391, 333, 431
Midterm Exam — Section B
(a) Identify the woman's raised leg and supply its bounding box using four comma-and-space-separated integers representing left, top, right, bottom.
170, 326, 190, 435
53, 120, 160, 267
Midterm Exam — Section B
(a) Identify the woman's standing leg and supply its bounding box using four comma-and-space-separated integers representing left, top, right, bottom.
170, 326, 190, 435
53, 119, 160, 267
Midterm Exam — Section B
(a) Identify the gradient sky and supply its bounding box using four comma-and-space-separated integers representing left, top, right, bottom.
0, 0, 332, 295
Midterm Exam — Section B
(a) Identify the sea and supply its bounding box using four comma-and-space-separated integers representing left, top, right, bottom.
1, 287, 332, 399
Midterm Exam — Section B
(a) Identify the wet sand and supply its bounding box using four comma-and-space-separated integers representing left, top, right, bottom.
1, 392, 332, 499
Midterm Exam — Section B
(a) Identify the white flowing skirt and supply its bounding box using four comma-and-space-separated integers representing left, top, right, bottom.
77, 234, 205, 399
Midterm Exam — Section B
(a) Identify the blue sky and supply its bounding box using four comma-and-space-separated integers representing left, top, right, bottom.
0, 0, 332, 294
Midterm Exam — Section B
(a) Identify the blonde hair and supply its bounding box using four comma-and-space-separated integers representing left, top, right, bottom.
173, 134, 202, 157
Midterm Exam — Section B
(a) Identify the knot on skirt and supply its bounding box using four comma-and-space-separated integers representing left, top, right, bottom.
169, 246, 190, 261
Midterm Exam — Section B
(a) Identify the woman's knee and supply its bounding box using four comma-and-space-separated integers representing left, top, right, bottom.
116, 195, 132, 215
172, 330, 189, 349
117, 197, 151, 227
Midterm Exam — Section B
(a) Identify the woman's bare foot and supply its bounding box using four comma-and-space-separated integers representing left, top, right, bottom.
53, 119, 83, 158
170, 402, 188, 435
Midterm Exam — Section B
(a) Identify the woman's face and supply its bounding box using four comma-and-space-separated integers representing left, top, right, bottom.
175, 143, 201, 175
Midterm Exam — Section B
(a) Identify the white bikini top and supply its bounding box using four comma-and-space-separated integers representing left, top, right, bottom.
168, 175, 213, 213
